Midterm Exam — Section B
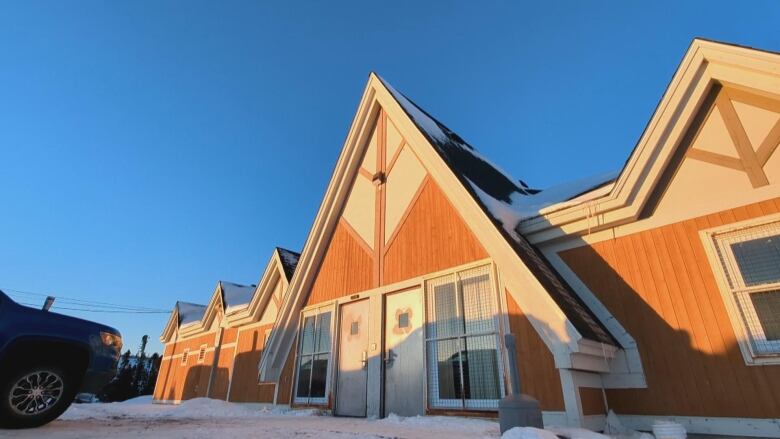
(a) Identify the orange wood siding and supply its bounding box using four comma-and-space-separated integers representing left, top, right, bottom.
221, 327, 238, 345
154, 357, 172, 400
383, 178, 488, 285
209, 346, 234, 400
163, 343, 174, 356
178, 350, 214, 400
579, 387, 607, 416
276, 344, 297, 404
172, 333, 216, 355
306, 221, 374, 305
229, 325, 274, 402
155, 333, 219, 401
505, 292, 565, 411
559, 198, 780, 418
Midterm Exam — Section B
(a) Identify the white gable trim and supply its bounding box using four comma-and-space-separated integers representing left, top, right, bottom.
520, 39, 780, 244
160, 307, 179, 343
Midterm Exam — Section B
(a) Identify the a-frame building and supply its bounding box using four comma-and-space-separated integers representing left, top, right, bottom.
158, 39, 780, 437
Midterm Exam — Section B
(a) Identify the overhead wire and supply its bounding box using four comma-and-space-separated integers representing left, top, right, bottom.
2, 286, 170, 314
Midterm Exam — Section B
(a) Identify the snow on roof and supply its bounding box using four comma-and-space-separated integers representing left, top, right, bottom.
380, 76, 537, 205
276, 247, 301, 281
221, 281, 256, 314
380, 75, 616, 346
517, 170, 618, 218
176, 301, 207, 326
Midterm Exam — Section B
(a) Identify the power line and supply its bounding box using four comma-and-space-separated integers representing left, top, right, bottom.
11, 297, 169, 314
2, 287, 170, 313
50, 306, 169, 314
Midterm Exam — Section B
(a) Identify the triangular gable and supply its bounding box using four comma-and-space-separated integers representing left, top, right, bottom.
260, 74, 618, 382
159, 248, 300, 344
519, 38, 780, 243
227, 247, 299, 327
160, 301, 208, 343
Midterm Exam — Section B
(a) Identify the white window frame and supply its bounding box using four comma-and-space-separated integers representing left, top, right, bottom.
424, 264, 506, 410
292, 305, 335, 405
701, 213, 780, 365
197, 344, 207, 364
181, 348, 189, 366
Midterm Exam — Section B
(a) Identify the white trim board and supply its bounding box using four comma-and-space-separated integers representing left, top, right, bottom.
617, 414, 780, 438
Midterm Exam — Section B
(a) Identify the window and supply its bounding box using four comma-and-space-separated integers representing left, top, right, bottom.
181, 349, 189, 366
425, 265, 504, 410
197, 345, 207, 363
294, 308, 332, 404
398, 312, 410, 329
704, 217, 780, 362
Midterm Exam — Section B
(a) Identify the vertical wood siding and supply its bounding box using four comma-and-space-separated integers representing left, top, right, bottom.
229, 324, 274, 402
276, 345, 297, 404
209, 346, 234, 400
154, 357, 172, 400
306, 221, 374, 305
154, 333, 216, 401
383, 178, 488, 285
559, 198, 780, 418
221, 327, 238, 345
505, 292, 565, 411
579, 387, 607, 416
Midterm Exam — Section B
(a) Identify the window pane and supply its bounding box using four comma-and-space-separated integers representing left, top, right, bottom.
731, 236, 780, 286
462, 335, 501, 403
315, 312, 332, 353
295, 356, 312, 398
461, 273, 496, 335
751, 290, 780, 341
301, 316, 316, 355
310, 354, 329, 398
427, 339, 463, 402
432, 282, 462, 339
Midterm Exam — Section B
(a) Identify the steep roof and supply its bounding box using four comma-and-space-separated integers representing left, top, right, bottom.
380, 77, 616, 346
276, 247, 300, 281
175, 301, 207, 326
220, 281, 256, 313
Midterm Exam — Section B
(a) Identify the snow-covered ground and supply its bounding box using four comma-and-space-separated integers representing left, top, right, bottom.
0, 397, 644, 439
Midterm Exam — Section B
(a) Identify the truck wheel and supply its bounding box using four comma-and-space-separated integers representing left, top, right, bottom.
0, 364, 78, 429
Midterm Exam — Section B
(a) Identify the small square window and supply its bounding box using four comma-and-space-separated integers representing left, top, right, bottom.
398, 312, 410, 329
350, 321, 360, 335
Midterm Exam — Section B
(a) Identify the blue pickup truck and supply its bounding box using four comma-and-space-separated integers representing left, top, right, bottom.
0, 289, 122, 428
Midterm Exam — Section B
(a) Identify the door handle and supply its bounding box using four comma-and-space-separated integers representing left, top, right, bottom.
384, 349, 396, 365
361, 350, 368, 369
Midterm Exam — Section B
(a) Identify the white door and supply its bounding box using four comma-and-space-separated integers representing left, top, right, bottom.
335, 299, 369, 416
384, 288, 424, 417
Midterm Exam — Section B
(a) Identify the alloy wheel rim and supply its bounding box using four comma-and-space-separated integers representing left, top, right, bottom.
9, 370, 64, 416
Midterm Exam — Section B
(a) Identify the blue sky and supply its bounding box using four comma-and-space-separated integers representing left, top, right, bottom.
1, 1, 778, 354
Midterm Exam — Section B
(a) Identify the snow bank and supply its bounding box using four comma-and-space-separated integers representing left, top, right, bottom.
119, 395, 154, 405
379, 413, 498, 434
502, 427, 559, 439
548, 426, 612, 439
61, 397, 322, 421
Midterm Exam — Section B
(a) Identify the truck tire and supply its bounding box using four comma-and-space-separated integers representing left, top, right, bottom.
0, 363, 79, 428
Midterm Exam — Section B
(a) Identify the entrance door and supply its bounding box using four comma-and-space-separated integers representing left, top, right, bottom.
384, 288, 424, 417
335, 299, 369, 417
